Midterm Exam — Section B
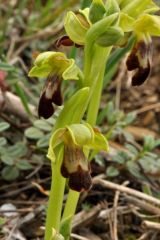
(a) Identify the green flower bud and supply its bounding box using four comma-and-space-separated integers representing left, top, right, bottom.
89, 0, 106, 23
105, 0, 120, 16
95, 26, 124, 47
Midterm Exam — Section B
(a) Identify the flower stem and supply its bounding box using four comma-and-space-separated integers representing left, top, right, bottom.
61, 45, 112, 238
45, 147, 66, 240
62, 190, 79, 220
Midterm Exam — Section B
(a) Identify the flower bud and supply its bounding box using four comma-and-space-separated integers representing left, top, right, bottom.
105, 0, 120, 16
89, 0, 106, 23
95, 26, 124, 47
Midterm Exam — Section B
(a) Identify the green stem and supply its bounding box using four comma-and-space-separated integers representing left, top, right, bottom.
45, 147, 66, 240
62, 190, 79, 220
86, 47, 112, 125
62, 45, 112, 239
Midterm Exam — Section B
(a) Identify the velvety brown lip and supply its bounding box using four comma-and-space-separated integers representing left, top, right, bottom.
126, 40, 152, 86
38, 74, 63, 118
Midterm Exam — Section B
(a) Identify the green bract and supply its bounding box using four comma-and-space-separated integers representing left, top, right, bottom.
28, 51, 80, 80
47, 123, 109, 162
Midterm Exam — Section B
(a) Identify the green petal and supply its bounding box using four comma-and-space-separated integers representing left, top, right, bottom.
133, 14, 160, 37
47, 128, 66, 162
64, 11, 89, 45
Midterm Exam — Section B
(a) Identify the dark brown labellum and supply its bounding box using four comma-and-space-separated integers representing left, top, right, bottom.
38, 92, 54, 119
132, 61, 150, 86
61, 145, 92, 192
69, 166, 92, 192
126, 40, 152, 86
38, 74, 63, 118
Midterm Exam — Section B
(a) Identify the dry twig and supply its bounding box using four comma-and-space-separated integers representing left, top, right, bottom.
93, 179, 160, 206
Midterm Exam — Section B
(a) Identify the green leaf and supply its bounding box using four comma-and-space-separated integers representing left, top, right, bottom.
106, 166, 119, 177
0, 122, 10, 132
112, 153, 126, 164
0, 217, 6, 225
0, 137, 7, 146
25, 127, 44, 139
14, 82, 32, 116
125, 143, 138, 155
2, 166, 19, 181
34, 119, 52, 131
7, 143, 28, 158
143, 135, 155, 151
60, 216, 72, 240
1, 155, 14, 165
16, 160, 33, 170
37, 134, 51, 148
125, 112, 136, 125
0, 62, 17, 72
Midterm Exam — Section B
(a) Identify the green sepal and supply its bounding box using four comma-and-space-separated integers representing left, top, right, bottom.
64, 11, 89, 45
121, 0, 160, 18
79, 8, 91, 25
96, 26, 124, 47
105, 0, 120, 16
89, 0, 106, 23
119, 13, 134, 32
133, 14, 160, 38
